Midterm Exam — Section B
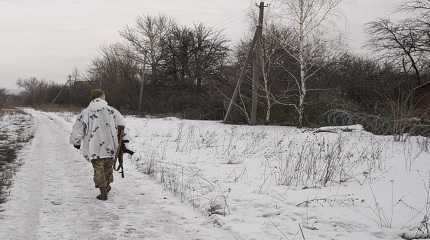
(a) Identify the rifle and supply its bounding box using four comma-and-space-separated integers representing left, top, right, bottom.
114, 126, 134, 178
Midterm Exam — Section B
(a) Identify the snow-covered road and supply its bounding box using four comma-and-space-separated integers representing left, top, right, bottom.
0, 110, 234, 240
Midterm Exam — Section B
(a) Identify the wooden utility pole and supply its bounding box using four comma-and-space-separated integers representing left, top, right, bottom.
51, 75, 72, 105
223, 33, 257, 123
68, 74, 73, 105
251, 1, 266, 125
224, 1, 267, 124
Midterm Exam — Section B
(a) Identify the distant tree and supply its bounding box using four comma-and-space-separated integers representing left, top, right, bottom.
277, 0, 343, 127
120, 15, 172, 84
367, 19, 425, 85
160, 23, 229, 88
231, 20, 343, 125
88, 44, 141, 110
16, 77, 63, 106
161, 24, 194, 84
121, 15, 229, 89
0, 88, 7, 109
401, 0, 430, 38
366, 0, 430, 87
189, 24, 229, 89
320, 53, 407, 111
16, 77, 43, 105
258, 23, 300, 123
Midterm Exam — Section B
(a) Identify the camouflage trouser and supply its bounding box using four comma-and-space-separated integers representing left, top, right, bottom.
91, 158, 114, 188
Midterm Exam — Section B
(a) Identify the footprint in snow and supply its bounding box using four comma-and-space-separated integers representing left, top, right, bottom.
50, 201, 62, 206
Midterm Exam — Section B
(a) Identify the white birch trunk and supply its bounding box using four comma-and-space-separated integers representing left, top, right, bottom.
298, 0, 306, 128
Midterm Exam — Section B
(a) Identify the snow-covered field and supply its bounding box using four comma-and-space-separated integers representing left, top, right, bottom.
122, 116, 430, 240
2, 109, 430, 240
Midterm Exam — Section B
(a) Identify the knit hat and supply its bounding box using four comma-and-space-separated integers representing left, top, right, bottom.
90, 89, 105, 100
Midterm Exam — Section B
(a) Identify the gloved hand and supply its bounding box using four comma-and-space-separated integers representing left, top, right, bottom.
74, 145, 81, 150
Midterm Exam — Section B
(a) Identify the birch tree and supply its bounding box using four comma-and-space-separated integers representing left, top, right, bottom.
278, 0, 342, 127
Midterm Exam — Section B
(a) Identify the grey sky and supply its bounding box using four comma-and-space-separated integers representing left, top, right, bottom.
0, 0, 403, 90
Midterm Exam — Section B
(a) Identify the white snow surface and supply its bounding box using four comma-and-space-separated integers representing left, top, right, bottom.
123, 116, 430, 240
2, 110, 430, 240
0, 110, 235, 240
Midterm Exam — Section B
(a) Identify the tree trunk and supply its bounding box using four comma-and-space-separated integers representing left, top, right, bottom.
151, 63, 157, 84
298, 0, 306, 128
262, 46, 271, 124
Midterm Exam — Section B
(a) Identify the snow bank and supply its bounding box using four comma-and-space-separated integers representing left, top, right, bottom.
314, 124, 364, 133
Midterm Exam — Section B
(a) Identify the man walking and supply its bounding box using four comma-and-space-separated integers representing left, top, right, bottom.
70, 89, 126, 201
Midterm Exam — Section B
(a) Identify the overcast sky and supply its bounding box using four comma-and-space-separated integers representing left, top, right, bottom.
0, 0, 404, 90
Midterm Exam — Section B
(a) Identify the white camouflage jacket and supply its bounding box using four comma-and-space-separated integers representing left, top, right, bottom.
70, 98, 126, 161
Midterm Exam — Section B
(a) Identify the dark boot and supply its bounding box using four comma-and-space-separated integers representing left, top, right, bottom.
106, 185, 111, 193
96, 187, 108, 201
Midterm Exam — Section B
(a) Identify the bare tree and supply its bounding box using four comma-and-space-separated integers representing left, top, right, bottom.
162, 24, 193, 84
17, 77, 43, 105
401, 1, 430, 62
190, 23, 229, 89
276, 0, 342, 127
160, 23, 229, 87
88, 44, 141, 109
120, 15, 172, 83
365, 0, 430, 88
260, 23, 298, 123
16, 77, 63, 105
367, 19, 425, 85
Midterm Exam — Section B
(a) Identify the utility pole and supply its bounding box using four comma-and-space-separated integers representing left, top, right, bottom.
224, 1, 267, 124
68, 74, 72, 105
251, 1, 266, 125
51, 75, 72, 105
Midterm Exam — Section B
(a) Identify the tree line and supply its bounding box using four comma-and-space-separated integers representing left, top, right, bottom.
6, 0, 430, 135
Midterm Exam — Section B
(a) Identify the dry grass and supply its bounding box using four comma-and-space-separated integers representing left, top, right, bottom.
0, 107, 17, 114
0, 110, 34, 204
1, 104, 81, 114
35, 104, 82, 113
134, 129, 232, 216
267, 135, 384, 188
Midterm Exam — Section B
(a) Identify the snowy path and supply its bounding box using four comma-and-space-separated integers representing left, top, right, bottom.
0, 110, 234, 240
